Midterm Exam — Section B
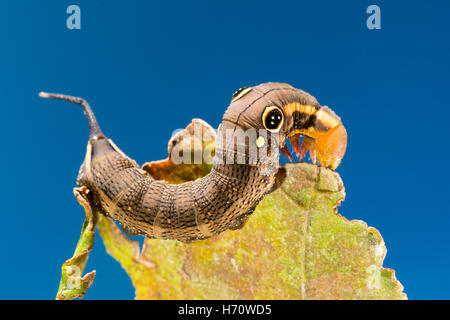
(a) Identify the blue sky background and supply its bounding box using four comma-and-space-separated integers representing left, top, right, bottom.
0, 0, 449, 299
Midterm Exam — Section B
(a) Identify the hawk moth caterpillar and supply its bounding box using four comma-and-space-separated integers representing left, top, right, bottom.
39, 82, 347, 242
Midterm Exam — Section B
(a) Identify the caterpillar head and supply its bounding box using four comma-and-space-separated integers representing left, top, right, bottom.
218, 82, 347, 170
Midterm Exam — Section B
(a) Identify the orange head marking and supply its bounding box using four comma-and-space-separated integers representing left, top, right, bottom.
314, 122, 347, 170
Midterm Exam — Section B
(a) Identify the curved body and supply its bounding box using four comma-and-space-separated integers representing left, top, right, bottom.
40, 83, 346, 242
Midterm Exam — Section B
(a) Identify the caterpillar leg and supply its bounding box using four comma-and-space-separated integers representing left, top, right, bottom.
228, 215, 250, 230
298, 136, 316, 164
288, 135, 317, 164
119, 223, 142, 237
228, 200, 263, 231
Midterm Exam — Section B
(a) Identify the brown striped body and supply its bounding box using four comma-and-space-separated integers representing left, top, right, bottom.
40, 82, 347, 242
77, 138, 273, 241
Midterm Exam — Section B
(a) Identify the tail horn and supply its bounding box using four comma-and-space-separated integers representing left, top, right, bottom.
39, 91, 105, 140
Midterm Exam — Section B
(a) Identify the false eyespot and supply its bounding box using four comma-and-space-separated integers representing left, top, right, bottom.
262, 106, 284, 133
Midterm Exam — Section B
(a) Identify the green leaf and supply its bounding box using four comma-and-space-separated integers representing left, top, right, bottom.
95, 119, 406, 300
56, 187, 97, 300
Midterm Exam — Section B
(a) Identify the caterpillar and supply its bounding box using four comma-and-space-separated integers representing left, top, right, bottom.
39, 82, 347, 242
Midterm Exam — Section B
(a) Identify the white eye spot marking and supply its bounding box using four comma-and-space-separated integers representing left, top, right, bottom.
256, 136, 265, 148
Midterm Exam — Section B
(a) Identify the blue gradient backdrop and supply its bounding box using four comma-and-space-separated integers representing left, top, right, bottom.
0, 0, 449, 299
